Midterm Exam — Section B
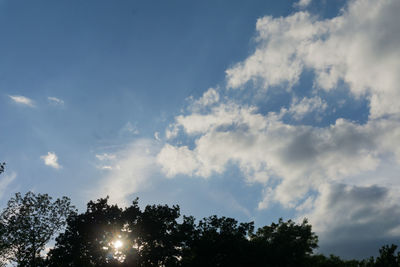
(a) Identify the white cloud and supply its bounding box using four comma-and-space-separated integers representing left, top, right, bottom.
120, 122, 139, 135
191, 88, 220, 111
157, 144, 200, 177
95, 153, 116, 161
47, 96, 64, 105
93, 139, 160, 206
9, 95, 35, 107
156, 0, 400, 256
226, 0, 400, 119
0, 172, 16, 198
41, 152, 62, 169
165, 124, 179, 140
95, 153, 117, 170
159, 103, 400, 207
284, 96, 327, 121
154, 131, 161, 141
295, 0, 312, 8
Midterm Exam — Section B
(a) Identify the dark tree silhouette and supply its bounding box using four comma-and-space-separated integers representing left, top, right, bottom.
307, 254, 360, 267
0, 163, 5, 175
358, 244, 400, 267
248, 218, 318, 267
132, 203, 182, 266
47, 197, 323, 267
0, 192, 391, 267
0, 192, 75, 266
182, 215, 254, 267
47, 197, 185, 267
47, 197, 131, 266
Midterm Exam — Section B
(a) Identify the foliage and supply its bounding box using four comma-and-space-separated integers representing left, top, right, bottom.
1, 192, 400, 266
46, 197, 130, 266
358, 244, 400, 267
248, 218, 318, 267
0, 163, 5, 175
0, 192, 75, 267
308, 254, 360, 267
47, 198, 319, 267
182, 215, 254, 266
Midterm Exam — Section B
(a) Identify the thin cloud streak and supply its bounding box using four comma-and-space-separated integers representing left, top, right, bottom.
9, 95, 35, 107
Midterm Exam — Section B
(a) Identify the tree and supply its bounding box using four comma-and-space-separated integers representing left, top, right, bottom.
182, 215, 254, 267
47, 198, 184, 267
308, 254, 360, 267
0, 192, 75, 266
132, 203, 182, 266
249, 218, 318, 267
358, 244, 400, 267
0, 163, 5, 175
47, 197, 133, 267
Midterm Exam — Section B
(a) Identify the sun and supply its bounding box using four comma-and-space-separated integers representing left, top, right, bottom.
113, 239, 123, 249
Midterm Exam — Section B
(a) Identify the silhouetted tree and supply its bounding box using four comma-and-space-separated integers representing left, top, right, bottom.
308, 254, 360, 267
358, 244, 400, 267
0, 192, 75, 267
249, 218, 318, 267
43, 195, 400, 267
182, 215, 254, 267
132, 204, 182, 266
375, 244, 400, 267
0, 163, 5, 175
47, 198, 184, 267
47, 197, 132, 266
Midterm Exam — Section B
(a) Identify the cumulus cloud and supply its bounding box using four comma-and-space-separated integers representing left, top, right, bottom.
300, 183, 400, 258
156, 0, 400, 256
41, 152, 62, 169
9, 95, 35, 107
47, 96, 64, 105
284, 96, 327, 121
226, 0, 400, 119
160, 101, 400, 207
190, 88, 220, 111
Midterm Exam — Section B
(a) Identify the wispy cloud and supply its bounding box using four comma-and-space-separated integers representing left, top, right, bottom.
41, 152, 62, 169
95, 153, 116, 161
93, 139, 160, 206
294, 0, 312, 8
0, 172, 16, 198
284, 96, 327, 121
120, 122, 139, 136
9, 95, 35, 107
47, 96, 64, 105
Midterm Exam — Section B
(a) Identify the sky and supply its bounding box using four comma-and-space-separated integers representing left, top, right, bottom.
1, 0, 400, 259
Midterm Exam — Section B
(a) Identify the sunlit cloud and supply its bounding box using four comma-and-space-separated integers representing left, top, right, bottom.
93, 139, 160, 206
9, 95, 35, 107
41, 152, 62, 169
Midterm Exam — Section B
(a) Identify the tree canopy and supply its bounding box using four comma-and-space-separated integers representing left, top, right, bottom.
0, 192, 75, 267
0, 193, 399, 266
0, 163, 5, 175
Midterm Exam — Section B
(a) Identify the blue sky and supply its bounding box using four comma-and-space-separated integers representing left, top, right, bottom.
1, 0, 400, 259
